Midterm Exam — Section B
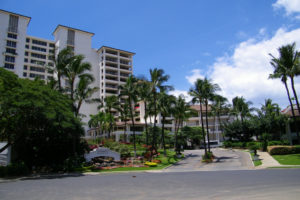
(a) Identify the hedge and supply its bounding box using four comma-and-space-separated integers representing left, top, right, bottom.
268, 146, 300, 155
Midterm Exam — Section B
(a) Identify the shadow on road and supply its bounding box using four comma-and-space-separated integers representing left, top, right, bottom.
20, 173, 84, 181
214, 156, 234, 163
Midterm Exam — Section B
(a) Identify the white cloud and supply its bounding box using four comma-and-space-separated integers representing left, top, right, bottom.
273, 0, 300, 16
179, 27, 300, 108
209, 27, 300, 107
185, 69, 205, 85
169, 90, 192, 102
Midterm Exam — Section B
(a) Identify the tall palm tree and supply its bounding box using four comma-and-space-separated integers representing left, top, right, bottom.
270, 43, 300, 112
189, 79, 207, 156
98, 95, 120, 138
63, 55, 93, 102
137, 79, 151, 145
119, 75, 138, 157
158, 92, 176, 156
231, 96, 253, 123
149, 68, 172, 150
173, 95, 192, 154
51, 47, 74, 91
119, 102, 130, 142
74, 75, 98, 117
202, 78, 220, 151
211, 94, 228, 141
269, 44, 300, 143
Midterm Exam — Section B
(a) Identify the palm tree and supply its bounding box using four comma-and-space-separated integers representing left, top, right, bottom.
270, 43, 300, 112
231, 96, 253, 123
189, 79, 207, 156
211, 94, 228, 141
269, 43, 300, 143
119, 75, 138, 157
50, 47, 74, 91
149, 68, 172, 150
63, 55, 93, 102
74, 75, 98, 117
202, 78, 220, 151
119, 102, 130, 142
137, 79, 151, 145
98, 95, 120, 138
88, 112, 106, 137
173, 95, 191, 154
158, 92, 176, 156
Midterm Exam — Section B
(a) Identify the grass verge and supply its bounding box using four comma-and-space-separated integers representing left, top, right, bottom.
272, 154, 300, 165
250, 152, 262, 166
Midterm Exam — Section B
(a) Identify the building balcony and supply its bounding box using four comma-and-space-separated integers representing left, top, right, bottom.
7, 27, 18, 34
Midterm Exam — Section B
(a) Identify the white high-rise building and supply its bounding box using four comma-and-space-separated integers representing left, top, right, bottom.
0, 9, 135, 132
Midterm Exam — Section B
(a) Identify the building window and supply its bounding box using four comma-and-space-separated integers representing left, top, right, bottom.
26, 38, 30, 43
32, 46, 46, 52
30, 59, 45, 65
23, 72, 27, 77
7, 33, 17, 39
24, 58, 28, 62
25, 51, 29, 56
5, 55, 15, 63
48, 62, 54, 67
49, 49, 54, 54
6, 48, 16, 55
31, 53, 46, 59
24, 65, 27, 70
32, 39, 47, 46
25, 44, 29, 49
29, 73, 45, 79
8, 15, 18, 33
49, 43, 55, 48
30, 66, 45, 73
6, 40, 17, 48
4, 63, 14, 69
67, 29, 75, 46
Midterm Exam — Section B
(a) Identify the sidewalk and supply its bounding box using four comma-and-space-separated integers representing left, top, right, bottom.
256, 151, 300, 169
256, 151, 281, 169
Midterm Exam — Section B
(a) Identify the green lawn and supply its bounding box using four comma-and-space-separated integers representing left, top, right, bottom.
272, 154, 300, 165
250, 152, 262, 166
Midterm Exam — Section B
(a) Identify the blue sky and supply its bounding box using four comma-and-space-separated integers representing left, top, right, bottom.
1, 0, 300, 108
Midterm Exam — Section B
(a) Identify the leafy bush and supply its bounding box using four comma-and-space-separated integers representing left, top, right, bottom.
0, 162, 29, 177
268, 140, 289, 146
103, 140, 131, 157
202, 152, 214, 162
268, 146, 300, 155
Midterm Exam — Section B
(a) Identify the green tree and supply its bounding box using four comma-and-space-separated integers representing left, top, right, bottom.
189, 79, 208, 156
231, 96, 253, 123
173, 95, 192, 154
137, 79, 151, 145
119, 75, 138, 157
74, 75, 98, 117
158, 92, 176, 156
149, 68, 172, 150
269, 43, 300, 143
98, 95, 120, 138
0, 68, 86, 169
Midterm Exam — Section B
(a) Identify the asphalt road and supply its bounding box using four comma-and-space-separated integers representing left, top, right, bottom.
1, 169, 300, 200
165, 148, 254, 172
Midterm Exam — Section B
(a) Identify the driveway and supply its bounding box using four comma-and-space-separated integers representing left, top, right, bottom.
164, 148, 254, 172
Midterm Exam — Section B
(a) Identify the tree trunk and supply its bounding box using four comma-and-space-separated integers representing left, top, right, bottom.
291, 77, 300, 114
284, 80, 300, 144
129, 97, 136, 157
152, 92, 157, 150
144, 102, 149, 145
199, 100, 207, 156
124, 121, 127, 142
161, 116, 166, 156
205, 100, 211, 152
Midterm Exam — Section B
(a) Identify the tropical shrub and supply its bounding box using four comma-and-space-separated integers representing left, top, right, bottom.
268, 146, 300, 155
0, 162, 29, 177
